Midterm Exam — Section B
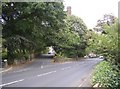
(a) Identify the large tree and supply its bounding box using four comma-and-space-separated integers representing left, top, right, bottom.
2, 2, 66, 63
66, 15, 87, 57
54, 15, 88, 58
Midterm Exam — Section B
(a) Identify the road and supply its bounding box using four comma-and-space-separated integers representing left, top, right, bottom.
1, 57, 103, 87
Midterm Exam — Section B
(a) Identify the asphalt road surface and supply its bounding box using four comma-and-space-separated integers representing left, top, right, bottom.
1, 57, 103, 87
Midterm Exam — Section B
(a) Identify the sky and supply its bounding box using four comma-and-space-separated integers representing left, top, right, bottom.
64, 0, 119, 29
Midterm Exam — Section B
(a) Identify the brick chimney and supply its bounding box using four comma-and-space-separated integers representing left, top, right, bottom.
67, 6, 71, 15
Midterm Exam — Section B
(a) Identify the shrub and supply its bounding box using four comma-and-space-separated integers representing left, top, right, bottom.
24, 52, 29, 60
92, 61, 120, 88
2, 52, 7, 59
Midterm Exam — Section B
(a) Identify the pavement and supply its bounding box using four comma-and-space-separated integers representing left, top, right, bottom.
1, 57, 103, 87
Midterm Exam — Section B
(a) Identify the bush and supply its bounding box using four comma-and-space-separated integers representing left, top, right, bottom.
92, 61, 120, 88
2, 52, 7, 59
2, 48, 8, 59
24, 52, 29, 60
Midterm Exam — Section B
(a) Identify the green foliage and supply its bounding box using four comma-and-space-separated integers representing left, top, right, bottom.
54, 15, 87, 58
86, 20, 119, 64
66, 15, 87, 35
90, 16, 120, 88
2, 2, 66, 64
24, 52, 29, 60
55, 52, 65, 58
2, 2, 88, 64
53, 29, 80, 58
2, 45, 7, 59
92, 61, 120, 88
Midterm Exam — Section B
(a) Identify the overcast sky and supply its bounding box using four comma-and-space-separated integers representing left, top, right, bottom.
64, 0, 119, 29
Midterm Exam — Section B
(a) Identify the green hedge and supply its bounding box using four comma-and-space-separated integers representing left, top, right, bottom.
92, 61, 120, 88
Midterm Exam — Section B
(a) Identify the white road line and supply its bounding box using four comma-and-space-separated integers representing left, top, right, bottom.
13, 68, 30, 73
78, 78, 87, 87
61, 66, 71, 70
41, 65, 43, 69
37, 71, 56, 77
0, 79, 24, 87
78, 73, 92, 87
61, 62, 72, 64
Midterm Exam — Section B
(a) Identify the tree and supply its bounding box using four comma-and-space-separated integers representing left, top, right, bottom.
66, 15, 87, 36
86, 18, 119, 64
53, 15, 88, 58
96, 14, 116, 27
91, 15, 120, 88
53, 28, 81, 58
2, 2, 66, 64
66, 15, 87, 57
93, 14, 117, 34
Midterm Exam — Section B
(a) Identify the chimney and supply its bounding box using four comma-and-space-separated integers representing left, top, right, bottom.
67, 6, 71, 15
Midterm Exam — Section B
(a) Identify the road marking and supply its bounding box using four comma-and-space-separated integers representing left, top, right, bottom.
61, 66, 71, 70
41, 65, 43, 69
0, 79, 24, 87
61, 62, 72, 64
78, 73, 92, 87
78, 78, 87, 87
13, 68, 30, 73
0, 67, 12, 73
37, 71, 56, 77
93, 83, 100, 87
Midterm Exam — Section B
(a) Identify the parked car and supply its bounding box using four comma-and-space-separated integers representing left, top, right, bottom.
99, 56, 104, 59
84, 55, 89, 58
88, 53, 97, 58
